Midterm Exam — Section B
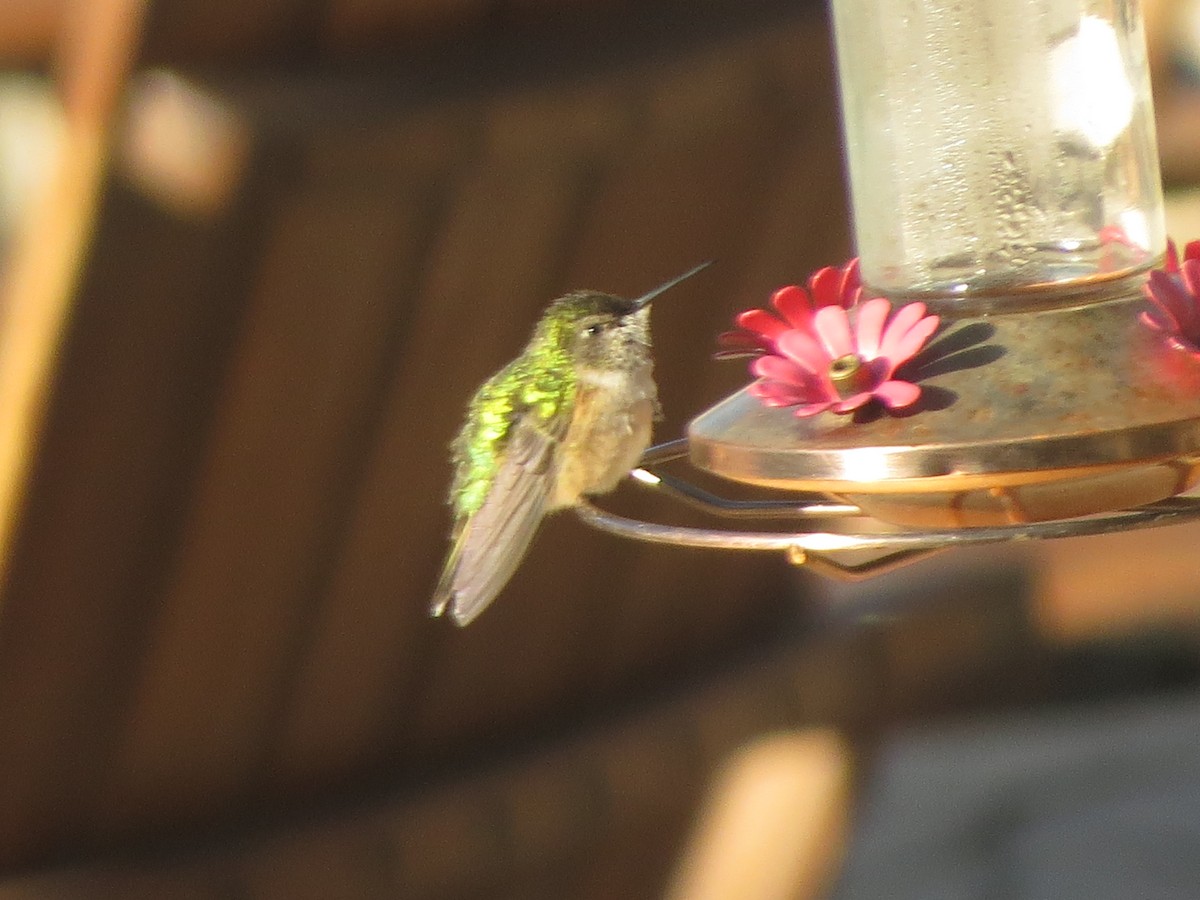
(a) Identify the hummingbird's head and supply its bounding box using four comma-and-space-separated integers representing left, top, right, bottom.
537, 261, 714, 372
541, 292, 651, 373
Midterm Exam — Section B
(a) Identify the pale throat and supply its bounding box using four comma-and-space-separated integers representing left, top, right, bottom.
577, 360, 654, 393
577, 367, 631, 390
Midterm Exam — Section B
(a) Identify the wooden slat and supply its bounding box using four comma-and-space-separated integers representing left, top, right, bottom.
0, 0, 63, 65
138, 0, 325, 65
0, 869, 228, 900
0, 161, 281, 865
312, 157, 599, 764
240, 816, 399, 900
101, 166, 427, 829
0, 0, 190, 866
272, 148, 588, 782
552, 38, 802, 686
665, 730, 852, 900
324, 0, 493, 54
0, 0, 148, 606
1033, 522, 1200, 642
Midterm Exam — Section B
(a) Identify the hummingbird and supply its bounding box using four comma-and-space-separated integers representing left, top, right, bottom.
431, 261, 712, 626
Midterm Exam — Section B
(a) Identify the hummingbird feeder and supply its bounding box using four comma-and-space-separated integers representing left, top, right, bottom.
576, 0, 1200, 578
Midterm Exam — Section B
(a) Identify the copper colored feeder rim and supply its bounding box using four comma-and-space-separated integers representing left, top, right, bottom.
687, 283, 1200, 491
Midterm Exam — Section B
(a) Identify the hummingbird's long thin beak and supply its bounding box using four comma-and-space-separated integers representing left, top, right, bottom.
631, 260, 714, 310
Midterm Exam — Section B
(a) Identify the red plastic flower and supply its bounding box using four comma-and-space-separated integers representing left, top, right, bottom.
717, 258, 863, 359
1142, 239, 1200, 354
1163, 238, 1200, 274
748, 297, 940, 417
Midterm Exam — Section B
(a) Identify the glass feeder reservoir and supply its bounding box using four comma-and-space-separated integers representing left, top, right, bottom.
836, 0, 1164, 302
686, 0, 1200, 529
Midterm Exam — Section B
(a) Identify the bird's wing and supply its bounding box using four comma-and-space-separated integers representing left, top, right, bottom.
430, 416, 557, 626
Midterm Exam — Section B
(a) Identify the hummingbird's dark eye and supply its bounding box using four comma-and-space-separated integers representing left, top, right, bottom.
584, 323, 604, 337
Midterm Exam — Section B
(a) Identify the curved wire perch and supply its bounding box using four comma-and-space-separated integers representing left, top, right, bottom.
792, 548, 945, 581
629, 468, 860, 520
576, 494, 1200, 552
629, 438, 860, 519
575, 440, 1200, 580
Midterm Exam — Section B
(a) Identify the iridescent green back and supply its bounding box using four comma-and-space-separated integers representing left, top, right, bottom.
448, 308, 583, 519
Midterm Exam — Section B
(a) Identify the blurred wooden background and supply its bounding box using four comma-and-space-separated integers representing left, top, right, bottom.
2, 1, 1200, 898
0, 0, 856, 895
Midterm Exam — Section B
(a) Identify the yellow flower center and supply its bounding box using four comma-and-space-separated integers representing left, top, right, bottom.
828, 353, 872, 399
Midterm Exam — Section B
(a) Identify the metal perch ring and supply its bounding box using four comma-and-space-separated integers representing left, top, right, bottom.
575, 439, 1200, 580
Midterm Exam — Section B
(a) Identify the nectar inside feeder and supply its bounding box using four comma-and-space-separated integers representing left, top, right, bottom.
577, 0, 1200, 577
